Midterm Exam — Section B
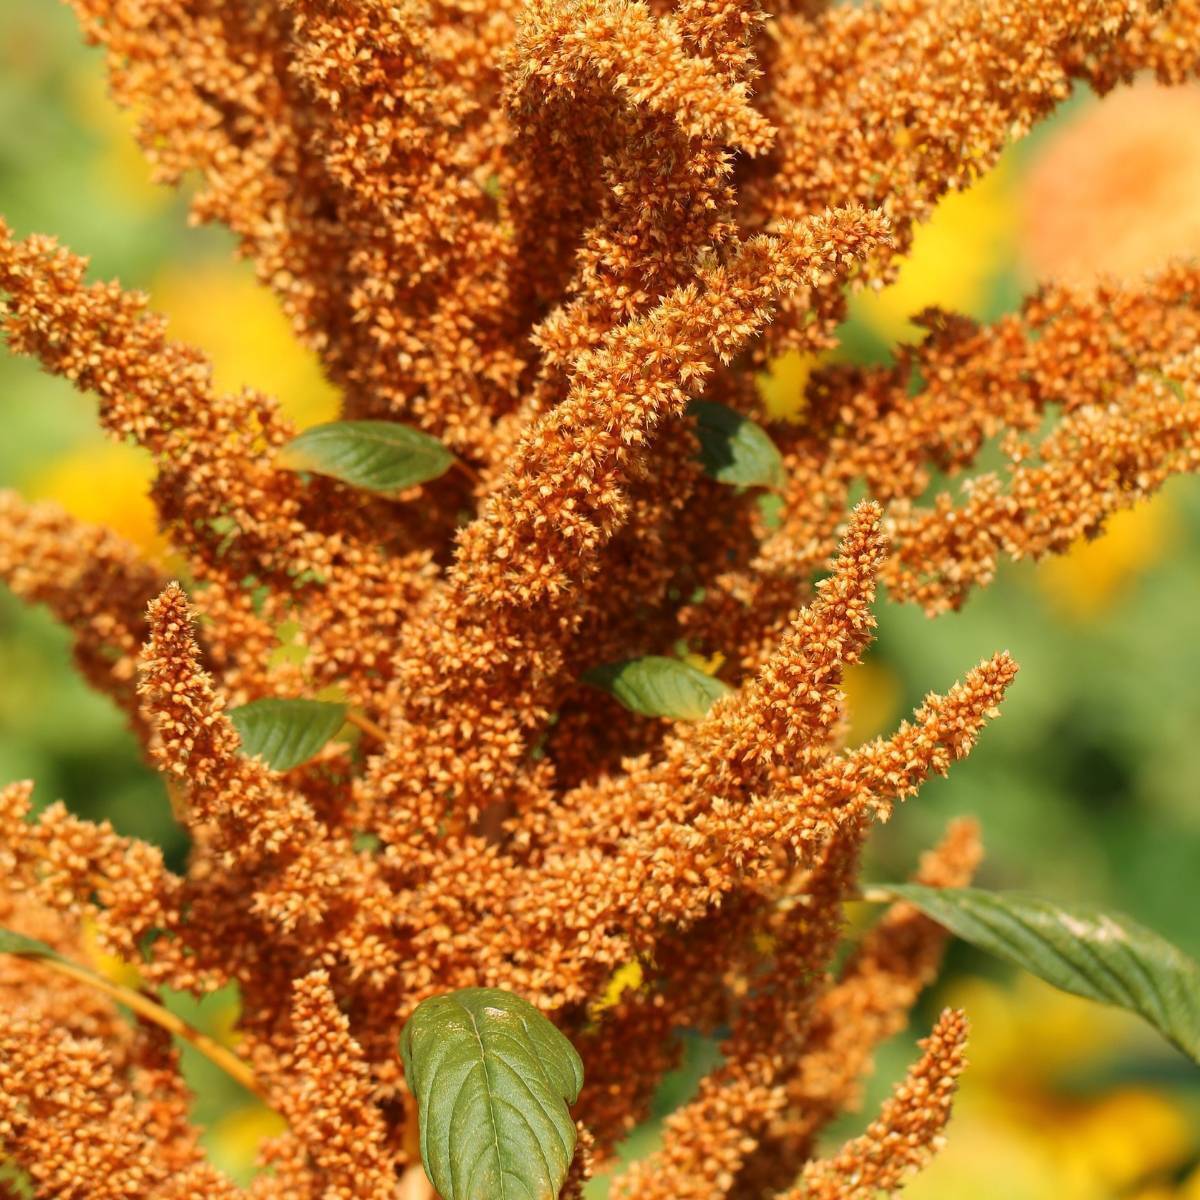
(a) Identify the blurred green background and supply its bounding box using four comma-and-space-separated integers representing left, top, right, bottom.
2, 5, 1199, 1197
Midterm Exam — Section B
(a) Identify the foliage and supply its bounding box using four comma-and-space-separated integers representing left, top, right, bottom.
227, 699, 350, 772
581, 656, 732, 719
279, 421, 458, 495
401, 988, 585, 1200
868, 887, 1200, 1065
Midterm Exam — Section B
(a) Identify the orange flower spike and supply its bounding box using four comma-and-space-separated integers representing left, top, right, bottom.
747, 0, 1199, 356
356, 208, 889, 847
138, 584, 350, 934
750, 820, 984, 1181
610, 834, 865, 1200
794, 1008, 971, 1200
269, 971, 401, 1200
0, 1014, 244, 1200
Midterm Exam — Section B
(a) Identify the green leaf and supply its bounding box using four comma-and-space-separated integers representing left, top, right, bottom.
582, 656, 732, 720
872, 885, 1200, 1064
279, 420, 455, 494
688, 400, 785, 490
228, 698, 348, 770
0, 926, 68, 965
400, 987, 584, 1200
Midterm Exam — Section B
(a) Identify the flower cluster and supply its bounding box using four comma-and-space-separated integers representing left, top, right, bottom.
1, 0, 1198, 1197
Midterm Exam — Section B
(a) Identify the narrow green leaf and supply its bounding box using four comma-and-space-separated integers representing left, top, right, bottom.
688, 400, 786, 490
228, 698, 348, 771
582, 655, 732, 720
400, 987, 584, 1200
872, 884, 1200, 1064
0, 927, 69, 966
279, 420, 455, 494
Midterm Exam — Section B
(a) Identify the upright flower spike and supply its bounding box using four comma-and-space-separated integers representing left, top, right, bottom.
610, 834, 862, 1200
508, 0, 772, 387
792, 1009, 970, 1200
387, 515, 1008, 1022
66, 0, 527, 463
688, 500, 889, 778
356, 208, 889, 849
280, 0, 529, 455
138, 583, 351, 933
271, 971, 400, 1200
745, 821, 985, 1188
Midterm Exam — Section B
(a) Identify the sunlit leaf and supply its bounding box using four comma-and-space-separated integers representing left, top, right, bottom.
278, 420, 455, 494
688, 400, 785, 490
582, 656, 732, 720
400, 988, 584, 1200
228, 698, 348, 771
872, 885, 1200, 1064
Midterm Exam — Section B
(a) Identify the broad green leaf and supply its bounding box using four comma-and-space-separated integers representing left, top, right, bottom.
228, 698, 348, 770
688, 400, 785, 490
279, 420, 455, 494
582, 656, 732, 720
873, 885, 1200, 1064
0, 926, 68, 965
400, 987, 584, 1200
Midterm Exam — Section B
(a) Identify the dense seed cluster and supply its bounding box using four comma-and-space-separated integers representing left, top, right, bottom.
1, 0, 1198, 1196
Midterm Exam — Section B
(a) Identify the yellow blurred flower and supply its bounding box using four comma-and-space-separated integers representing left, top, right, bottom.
1022, 83, 1200, 285
1034, 495, 1178, 621
204, 1104, 287, 1184
848, 155, 1019, 345
150, 262, 340, 429
757, 350, 822, 422
841, 659, 902, 747
28, 439, 164, 559
681, 649, 726, 677
906, 974, 1196, 1200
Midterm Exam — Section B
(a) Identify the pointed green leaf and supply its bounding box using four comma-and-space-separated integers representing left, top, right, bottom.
0, 927, 69, 966
228, 698, 348, 771
400, 987, 584, 1200
582, 656, 732, 720
688, 400, 785, 490
872, 885, 1200, 1064
279, 420, 455, 494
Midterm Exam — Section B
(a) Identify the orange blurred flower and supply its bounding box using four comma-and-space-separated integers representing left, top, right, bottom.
1022, 83, 1200, 285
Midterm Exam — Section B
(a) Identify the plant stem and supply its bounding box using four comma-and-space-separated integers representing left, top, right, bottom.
346, 709, 390, 745
451, 457, 482, 488
40, 956, 265, 1100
